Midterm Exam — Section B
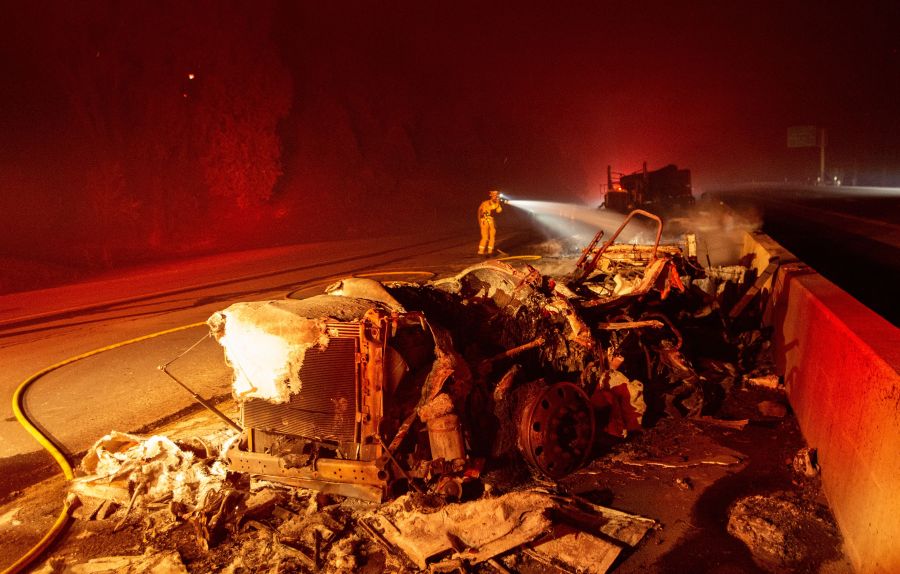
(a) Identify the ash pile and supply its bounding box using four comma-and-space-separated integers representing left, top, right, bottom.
60, 210, 823, 573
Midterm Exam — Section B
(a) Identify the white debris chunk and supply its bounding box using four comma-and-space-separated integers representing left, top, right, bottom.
71, 431, 230, 509
792, 447, 820, 477
726, 493, 837, 570
32, 548, 188, 574
0, 506, 22, 528
612, 273, 642, 296
208, 300, 330, 403
532, 527, 629, 574
369, 490, 554, 569
746, 373, 782, 389
530, 500, 655, 574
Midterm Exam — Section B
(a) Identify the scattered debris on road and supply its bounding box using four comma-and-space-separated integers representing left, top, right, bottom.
792, 447, 821, 478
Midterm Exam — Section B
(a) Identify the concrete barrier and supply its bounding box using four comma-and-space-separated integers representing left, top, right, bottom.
743, 231, 900, 573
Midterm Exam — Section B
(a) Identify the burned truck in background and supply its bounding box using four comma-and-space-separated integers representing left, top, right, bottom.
207, 210, 771, 502
604, 162, 694, 213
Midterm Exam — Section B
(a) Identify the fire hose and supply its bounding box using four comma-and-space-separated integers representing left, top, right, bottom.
3, 322, 205, 574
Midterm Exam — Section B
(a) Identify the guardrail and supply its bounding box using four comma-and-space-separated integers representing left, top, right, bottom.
743, 231, 900, 574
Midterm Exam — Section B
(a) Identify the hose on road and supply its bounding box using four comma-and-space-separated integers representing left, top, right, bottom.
3, 322, 206, 574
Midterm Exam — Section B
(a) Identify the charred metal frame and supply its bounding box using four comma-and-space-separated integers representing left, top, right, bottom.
570, 209, 664, 286
224, 306, 471, 502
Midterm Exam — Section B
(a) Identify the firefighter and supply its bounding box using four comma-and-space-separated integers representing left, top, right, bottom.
477, 190, 503, 255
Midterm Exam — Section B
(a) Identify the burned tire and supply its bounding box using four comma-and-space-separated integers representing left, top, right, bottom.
517, 382, 596, 479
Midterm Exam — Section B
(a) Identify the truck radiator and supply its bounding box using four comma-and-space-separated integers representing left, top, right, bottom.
243, 334, 360, 444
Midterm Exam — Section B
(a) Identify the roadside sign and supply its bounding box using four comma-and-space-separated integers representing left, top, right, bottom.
787, 125, 818, 148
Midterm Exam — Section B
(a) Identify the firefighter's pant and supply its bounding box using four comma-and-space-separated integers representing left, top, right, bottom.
478, 216, 496, 254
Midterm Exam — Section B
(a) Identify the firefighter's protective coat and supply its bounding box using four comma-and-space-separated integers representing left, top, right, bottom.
477, 192, 503, 254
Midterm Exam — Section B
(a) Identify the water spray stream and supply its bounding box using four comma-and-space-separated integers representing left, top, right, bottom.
506, 199, 656, 246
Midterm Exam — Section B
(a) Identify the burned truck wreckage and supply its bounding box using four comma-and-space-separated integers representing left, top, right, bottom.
52, 209, 816, 573
207, 210, 768, 502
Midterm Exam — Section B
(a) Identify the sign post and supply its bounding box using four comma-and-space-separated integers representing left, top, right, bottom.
818, 127, 826, 184
787, 125, 826, 183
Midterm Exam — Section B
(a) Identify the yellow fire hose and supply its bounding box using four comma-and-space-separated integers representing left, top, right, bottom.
496, 255, 542, 262
354, 270, 436, 280
3, 322, 205, 574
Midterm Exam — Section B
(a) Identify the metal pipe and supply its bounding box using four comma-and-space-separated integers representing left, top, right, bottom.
483, 336, 545, 364
158, 333, 242, 433
596, 319, 665, 330
159, 365, 243, 433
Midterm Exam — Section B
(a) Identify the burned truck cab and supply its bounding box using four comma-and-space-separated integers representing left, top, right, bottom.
208, 282, 468, 502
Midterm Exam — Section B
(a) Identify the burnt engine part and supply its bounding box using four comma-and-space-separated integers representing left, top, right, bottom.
211, 294, 467, 502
